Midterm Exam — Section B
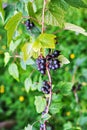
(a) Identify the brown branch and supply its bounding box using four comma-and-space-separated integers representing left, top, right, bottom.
40, 66, 52, 130
41, 0, 47, 33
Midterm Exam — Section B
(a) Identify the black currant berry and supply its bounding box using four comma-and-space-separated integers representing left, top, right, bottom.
24, 19, 34, 30
40, 70, 45, 74
53, 59, 59, 64
77, 84, 82, 91
40, 58, 46, 64
53, 50, 60, 57
40, 124, 44, 129
46, 54, 52, 61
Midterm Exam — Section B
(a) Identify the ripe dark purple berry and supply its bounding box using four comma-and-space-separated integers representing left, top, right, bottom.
53, 50, 60, 57
46, 54, 52, 60
40, 58, 46, 64
40, 70, 45, 74
53, 59, 59, 64
24, 19, 34, 30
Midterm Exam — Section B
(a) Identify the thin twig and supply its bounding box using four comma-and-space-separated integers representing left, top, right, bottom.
10, 55, 22, 59
41, 0, 47, 33
41, 66, 52, 130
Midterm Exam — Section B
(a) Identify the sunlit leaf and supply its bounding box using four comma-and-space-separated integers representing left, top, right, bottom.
4, 52, 10, 66
34, 96, 46, 113
5, 12, 22, 44
33, 33, 56, 51
64, 23, 87, 36
24, 124, 32, 130
8, 63, 19, 81
58, 55, 70, 66
24, 77, 32, 93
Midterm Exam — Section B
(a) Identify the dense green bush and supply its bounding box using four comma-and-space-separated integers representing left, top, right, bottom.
0, 0, 87, 130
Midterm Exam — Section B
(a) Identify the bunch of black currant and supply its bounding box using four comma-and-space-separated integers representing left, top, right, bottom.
24, 19, 34, 30
41, 81, 51, 94
47, 50, 60, 70
36, 57, 46, 74
72, 83, 82, 92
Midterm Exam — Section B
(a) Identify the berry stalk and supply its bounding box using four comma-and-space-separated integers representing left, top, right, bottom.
40, 66, 52, 130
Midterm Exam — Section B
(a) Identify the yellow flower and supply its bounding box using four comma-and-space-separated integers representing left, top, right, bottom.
70, 53, 75, 59
0, 85, 5, 93
19, 96, 24, 102
66, 111, 71, 116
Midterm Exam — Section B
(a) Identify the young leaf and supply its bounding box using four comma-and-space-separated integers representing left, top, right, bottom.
8, 63, 19, 81
58, 55, 70, 66
24, 124, 32, 130
64, 23, 87, 36
33, 33, 56, 51
64, 0, 87, 8
4, 52, 10, 66
34, 96, 46, 113
24, 77, 32, 93
5, 12, 22, 45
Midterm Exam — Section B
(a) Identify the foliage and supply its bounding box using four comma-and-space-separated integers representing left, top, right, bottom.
0, 0, 87, 130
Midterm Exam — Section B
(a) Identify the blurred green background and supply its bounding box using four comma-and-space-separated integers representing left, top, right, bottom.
0, 0, 87, 130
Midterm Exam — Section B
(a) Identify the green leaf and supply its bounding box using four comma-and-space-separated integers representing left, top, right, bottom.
8, 63, 19, 81
21, 42, 39, 61
0, 0, 5, 21
58, 82, 73, 96
4, 52, 10, 66
52, 93, 62, 103
24, 77, 32, 93
78, 116, 87, 125
27, 2, 37, 24
64, 23, 87, 36
20, 58, 35, 70
42, 113, 51, 122
5, 12, 22, 45
63, 122, 72, 130
34, 96, 46, 113
45, 1, 65, 27
21, 43, 33, 61
33, 33, 56, 51
51, 0, 69, 11
58, 55, 70, 66
64, 0, 87, 8
50, 102, 63, 114
9, 38, 22, 52
24, 124, 32, 130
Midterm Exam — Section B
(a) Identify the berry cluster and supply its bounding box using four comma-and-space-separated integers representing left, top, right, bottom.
24, 19, 34, 30
36, 50, 61, 75
47, 50, 60, 70
41, 81, 51, 94
72, 83, 82, 92
36, 57, 46, 74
